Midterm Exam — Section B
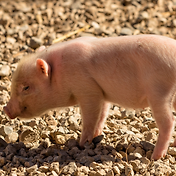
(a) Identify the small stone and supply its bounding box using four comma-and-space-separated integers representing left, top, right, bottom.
6, 37, 16, 44
46, 115, 57, 127
146, 150, 152, 159
140, 141, 155, 151
101, 155, 115, 162
92, 21, 100, 29
127, 145, 135, 154
80, 156, 94, 165
45, 8, 53, 20
24, 161, 33, 167
0, 125, 13, 137
51, 170, 58, 176
106, 170, 114, 176
9, 171, 17, 176
168, 156, 175, 164
139, 157, 150, 165
140, 11, 149, 20
28, 120, 38, 127
91, 21, 102, 34
92, 135, 104, 145
57, 126, 66, 134
55, 135, 66, 145
113, 166, 120, 175
38, 165, 49, 173
50, 162, 60, 174
29, 37, 42, 49
133, 147, 145, 156
168, 147, 176, 156
71, 1, 81, 9
0, 156, 5, 166
68, 115, 80, 130
19, 24, 29, 32
130, 160, 140, 172
19, 129, 38, 145
79, 166, 89, 175
36, 13, 43, 24
5, 132, 18, 143
125, 164, 134, 176
26, 164, 38, 173
0, 137, 7, 147
116, 163, 125, 172
0, 65, 10, 77
4, 144, 17, 156
120, 28, 133, 35
62, 162, 77, 175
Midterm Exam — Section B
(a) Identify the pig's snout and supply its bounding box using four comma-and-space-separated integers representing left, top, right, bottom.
3, 102, 19, 119
3, 106, 14, 119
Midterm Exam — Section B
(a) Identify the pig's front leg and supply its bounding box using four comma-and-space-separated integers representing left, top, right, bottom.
94, 102, 110, 138
79, 97, 106, 147
150, 99, 175, 160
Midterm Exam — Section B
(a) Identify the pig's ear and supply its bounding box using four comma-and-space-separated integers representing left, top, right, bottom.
36, 59, 50, 77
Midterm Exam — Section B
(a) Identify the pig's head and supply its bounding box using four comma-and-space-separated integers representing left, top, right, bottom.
3, 53, 51, 119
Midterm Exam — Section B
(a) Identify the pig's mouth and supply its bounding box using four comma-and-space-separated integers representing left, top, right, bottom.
3, 106, 16, 119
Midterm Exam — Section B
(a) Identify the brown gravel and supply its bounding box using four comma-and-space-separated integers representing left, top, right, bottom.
1, 0, 176, 175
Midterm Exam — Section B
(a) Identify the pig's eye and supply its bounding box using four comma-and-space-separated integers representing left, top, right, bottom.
23, 86, 29, 91
24, 107, 27, 111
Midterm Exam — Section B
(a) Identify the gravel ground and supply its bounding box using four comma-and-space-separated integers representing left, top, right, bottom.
1, 0, 176, 175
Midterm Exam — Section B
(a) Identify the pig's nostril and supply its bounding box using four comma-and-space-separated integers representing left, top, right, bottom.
24, 107, 27, 111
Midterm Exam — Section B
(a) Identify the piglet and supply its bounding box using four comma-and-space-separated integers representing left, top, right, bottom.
3, 35, 176, 160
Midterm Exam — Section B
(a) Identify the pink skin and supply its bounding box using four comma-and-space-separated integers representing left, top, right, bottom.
3, 35, 176, 160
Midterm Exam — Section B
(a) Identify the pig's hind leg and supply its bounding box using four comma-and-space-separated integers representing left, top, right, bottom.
171, 97, 176, 146
149, 97, 175, 160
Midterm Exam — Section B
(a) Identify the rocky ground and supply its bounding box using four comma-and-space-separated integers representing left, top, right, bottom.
0, 0, 176, 175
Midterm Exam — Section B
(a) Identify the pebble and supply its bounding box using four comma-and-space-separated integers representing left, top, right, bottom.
19, 128, 38, 146
6, 37, 16, 44
38, 165, 49, 172
0, 65, 10, 77
125, 164, 134, 176
5, 132, 18, 143
168, 147, 176, 156
55, 134, 66, 145
0, 157, 5, 166
120, 27, 133, 35
29, 37, 42, 49
113, 166, 120, 175
0, 125, 13, 137
140, 141, 155, 151
26, 164, 38, 173
61, 162, 77, 175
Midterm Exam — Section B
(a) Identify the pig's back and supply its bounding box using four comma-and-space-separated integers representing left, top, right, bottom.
86, 35, 176, 108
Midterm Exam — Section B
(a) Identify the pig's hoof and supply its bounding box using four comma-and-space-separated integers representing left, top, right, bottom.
92, 135, 104, 145
151, 151, 166, 161
78, 145, 85, 150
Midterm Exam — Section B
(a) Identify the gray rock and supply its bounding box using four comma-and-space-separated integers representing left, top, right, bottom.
0, 65, 10, 77
29, 37, 42, 49
62, 162, 77, 175
5, 132, 18, 143
0, 156, 5, 167
120, 27, 133, 35
6, 37, 16, 44
0, 125, 13, 137
26, 164, 38, 173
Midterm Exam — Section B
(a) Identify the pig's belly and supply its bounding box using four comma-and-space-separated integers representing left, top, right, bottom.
102, 83, 149, 109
